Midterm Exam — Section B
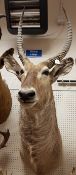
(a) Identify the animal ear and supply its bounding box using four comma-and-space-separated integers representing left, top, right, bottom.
2, 48, 24, 80
50, 57, 74, 83
0, 48, 14, 69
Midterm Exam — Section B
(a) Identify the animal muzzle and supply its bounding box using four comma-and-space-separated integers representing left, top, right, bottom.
18, 89, 36, 103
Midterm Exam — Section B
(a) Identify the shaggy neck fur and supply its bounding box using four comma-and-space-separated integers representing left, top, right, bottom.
19, 92, 62, 175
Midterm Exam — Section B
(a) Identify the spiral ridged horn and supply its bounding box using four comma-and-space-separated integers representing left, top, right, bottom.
17, 8, 31, 67
17, 4, 72, 70
46, 6, 72, 69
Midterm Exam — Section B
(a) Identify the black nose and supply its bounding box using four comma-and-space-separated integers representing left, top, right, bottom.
18, 90, 36, 101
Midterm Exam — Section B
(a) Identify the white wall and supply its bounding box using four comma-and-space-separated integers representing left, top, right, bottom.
0, 0, 76, 90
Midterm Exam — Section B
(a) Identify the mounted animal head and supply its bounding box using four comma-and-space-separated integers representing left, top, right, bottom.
2, 6, 74, 110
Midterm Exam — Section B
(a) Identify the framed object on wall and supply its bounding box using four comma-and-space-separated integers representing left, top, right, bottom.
4, 0, 48, 35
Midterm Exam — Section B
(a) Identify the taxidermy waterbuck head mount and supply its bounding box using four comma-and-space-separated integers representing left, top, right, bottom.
2, 6, 74, 110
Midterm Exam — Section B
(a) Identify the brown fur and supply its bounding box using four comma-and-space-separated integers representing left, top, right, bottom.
0, 73, 12, 124
2, 48, 74, 175
19, 64, 62, 175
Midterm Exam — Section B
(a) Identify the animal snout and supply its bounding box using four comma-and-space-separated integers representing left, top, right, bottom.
18, 89, 36, 102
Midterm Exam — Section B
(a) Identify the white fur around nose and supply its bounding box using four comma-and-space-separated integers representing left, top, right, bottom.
21, 87, 36, 93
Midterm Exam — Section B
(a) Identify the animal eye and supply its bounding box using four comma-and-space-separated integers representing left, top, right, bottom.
42, 69, 49, 76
